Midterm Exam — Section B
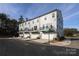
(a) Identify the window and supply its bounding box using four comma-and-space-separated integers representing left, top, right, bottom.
43, 25, 45, 29
52, 13, 55, 18
40, 27, 42, 30
32, 27, 33, 31
46, 25, 48, 29
44, 17, 47, 20
28, 22, 30, 24
34, 26, 37, 30
25, 27, 28, 31
37, 20, 39, 22
50, 25, 53, 29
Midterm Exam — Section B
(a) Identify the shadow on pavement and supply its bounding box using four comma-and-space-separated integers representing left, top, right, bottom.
0, 39, 79, 56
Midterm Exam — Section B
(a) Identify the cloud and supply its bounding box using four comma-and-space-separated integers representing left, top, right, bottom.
63, 4, 76, 13
24, 3, 57, 19
64, 11, 79, 20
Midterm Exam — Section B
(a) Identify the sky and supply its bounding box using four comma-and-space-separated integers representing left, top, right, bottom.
0, 3, 79, 30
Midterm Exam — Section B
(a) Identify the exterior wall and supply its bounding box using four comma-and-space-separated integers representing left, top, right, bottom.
19, 9, 63, 40
30, 18, 40, 31
57, 10, 64, 37
19, 11, 58, 32
41, 33, 57, 40
23, 33, 57, 40
30, 33, 40, 39
39, 11, 57, 31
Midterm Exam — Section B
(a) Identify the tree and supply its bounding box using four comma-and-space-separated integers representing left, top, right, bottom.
0, 13, 18, 37
18, 16, 25, 24
0, 13, 8, 36
0, 13, 8, 28
64, 28, 78, 37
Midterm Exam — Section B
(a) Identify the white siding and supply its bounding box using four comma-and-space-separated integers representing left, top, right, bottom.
19, 9, 64, 40
41, 33, 57, 40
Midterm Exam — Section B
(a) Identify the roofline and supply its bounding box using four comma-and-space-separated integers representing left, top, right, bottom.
29, 9, 60, 20
20, 9, 60, 24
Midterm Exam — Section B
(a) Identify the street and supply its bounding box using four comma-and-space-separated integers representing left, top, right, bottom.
0, 38, 79, 56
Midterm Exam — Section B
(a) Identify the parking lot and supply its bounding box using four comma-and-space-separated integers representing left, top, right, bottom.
0, 38, 79, 56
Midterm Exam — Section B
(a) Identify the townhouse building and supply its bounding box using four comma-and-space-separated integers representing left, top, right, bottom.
19, 9, 64, 41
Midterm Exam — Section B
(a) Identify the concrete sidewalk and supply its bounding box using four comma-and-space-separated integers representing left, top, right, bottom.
28, 39, 71, 46
50, 40, 71, 46
28, 39, 49, 44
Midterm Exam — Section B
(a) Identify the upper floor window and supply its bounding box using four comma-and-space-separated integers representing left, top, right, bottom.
40, 27, 42, 30
34, 26, 37, 30
52, 13, 55, 18
28, 22, 30, 24
37, 19, 39, 22
50, 25, 53, 29
46, 25, 48, 29
24, 27, 28, 31
32, 27, 33, 31
44, 17, 47, 20
43, 25, 45, 29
